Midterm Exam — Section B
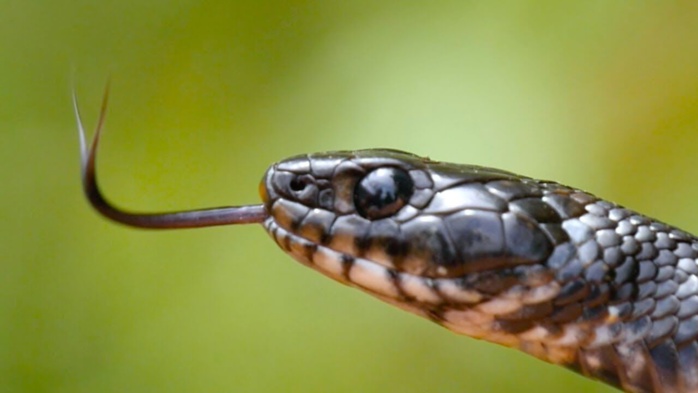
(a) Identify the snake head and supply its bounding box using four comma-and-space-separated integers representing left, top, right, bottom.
260, 149, 563, 322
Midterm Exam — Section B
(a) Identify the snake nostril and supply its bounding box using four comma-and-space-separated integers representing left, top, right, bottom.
287, 174, 320, 205
289, 175, 314, 193
290, 177, 307, 192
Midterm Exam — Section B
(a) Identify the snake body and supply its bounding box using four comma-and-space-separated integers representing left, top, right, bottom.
261, 149, 698, 393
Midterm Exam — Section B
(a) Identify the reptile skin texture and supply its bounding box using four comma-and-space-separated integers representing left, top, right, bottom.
261, 149, 698, 393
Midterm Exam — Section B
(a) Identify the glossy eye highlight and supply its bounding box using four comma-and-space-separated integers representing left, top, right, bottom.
353, 167, 413, 219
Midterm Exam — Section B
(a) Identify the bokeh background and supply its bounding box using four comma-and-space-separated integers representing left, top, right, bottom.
4, 2, 698, 392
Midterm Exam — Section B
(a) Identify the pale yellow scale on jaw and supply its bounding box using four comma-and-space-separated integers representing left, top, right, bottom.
348, 259, 401, 298
310, 246, 345, 282
398, 274, 442, 304
475, 297, 523, 315
437, 280, 483, 304
441, 309, 528, 348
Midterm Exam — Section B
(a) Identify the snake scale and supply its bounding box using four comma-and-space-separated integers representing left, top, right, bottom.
75, 91, 698, 393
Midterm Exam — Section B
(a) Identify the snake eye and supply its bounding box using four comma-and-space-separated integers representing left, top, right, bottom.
354, 167, 413, 219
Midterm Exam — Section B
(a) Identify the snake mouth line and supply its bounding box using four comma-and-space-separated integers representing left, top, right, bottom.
264, 218, 561, 316
265, 217, 473, 308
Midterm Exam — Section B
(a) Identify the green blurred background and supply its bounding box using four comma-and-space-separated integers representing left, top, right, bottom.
4, 1, 698, 392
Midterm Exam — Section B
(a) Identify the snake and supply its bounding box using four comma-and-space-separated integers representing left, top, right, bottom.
74, 89, 698, 393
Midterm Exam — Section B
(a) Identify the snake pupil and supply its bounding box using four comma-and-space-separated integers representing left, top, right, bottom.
353, 167, 413, 220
